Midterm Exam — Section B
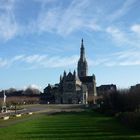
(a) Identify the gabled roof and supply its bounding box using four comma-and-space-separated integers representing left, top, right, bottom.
67, 72, 73, 77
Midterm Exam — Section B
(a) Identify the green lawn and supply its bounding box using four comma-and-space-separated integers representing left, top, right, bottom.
0, 111, 140, 140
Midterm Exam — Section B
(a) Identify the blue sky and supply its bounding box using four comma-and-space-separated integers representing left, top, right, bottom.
0, 0, 140, 90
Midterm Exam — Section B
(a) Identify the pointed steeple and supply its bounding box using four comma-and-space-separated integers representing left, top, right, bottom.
63, 71, 66, 77
80, 38, 85, 61
81, 38, 84, 48
60, 75, 62, 82
77, 38, 88, 78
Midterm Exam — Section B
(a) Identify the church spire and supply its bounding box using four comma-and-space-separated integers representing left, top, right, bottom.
81, 38, 84, 47
80, 38, 85, 61
77, 38, 88, 78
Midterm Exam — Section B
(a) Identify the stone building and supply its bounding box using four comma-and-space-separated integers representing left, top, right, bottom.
97, 84, 117, 96
43, 39, 97, 104
77, 39, 97, 102
130, 84, 140, 92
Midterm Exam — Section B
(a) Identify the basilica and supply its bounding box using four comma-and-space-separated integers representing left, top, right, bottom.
43, 39, 97, 104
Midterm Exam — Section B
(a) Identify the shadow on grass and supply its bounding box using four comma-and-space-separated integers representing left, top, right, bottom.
20, 111, 140, 140
21, 132, 140, 140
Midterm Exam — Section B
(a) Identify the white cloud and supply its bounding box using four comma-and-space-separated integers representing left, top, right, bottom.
0, 0, 16, 11
108, 0, 137, 22
0, 0, 19, 40
0, 0, 138, 43
106, 25, 140, 49
88, 58, 109, 66
41, 55, 79, 68
106, 26, 127, 45
12, 55, 25, 61
37, 7, 61, 33
131, 24, 140, 35
34, 0, 56, 4
1, 50, 140, 69
0, 0, 100, 39
25, 84, 41, 90
0, 54, 79, 69
116, 50, 140, 60
110, 50, 140, 66
36, 0, 101, 36
106, 27, 131, 47
23, 55, 47, 63
0, 58, 8, 67
0, 16, 18, 40
88, 49, 140, 67
120, 60, 140, 66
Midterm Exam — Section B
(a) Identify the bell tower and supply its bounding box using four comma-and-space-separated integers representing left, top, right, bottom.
77, 39, 88, 78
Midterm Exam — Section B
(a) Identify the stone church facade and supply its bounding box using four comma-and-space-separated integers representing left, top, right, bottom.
43, 39, 97, 104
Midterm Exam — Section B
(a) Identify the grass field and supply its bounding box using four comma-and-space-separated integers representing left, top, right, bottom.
0, 110, 140, 140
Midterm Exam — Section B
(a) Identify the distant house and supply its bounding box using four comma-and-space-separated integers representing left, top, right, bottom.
130, 84, 140, 92
97, 84, 117, 96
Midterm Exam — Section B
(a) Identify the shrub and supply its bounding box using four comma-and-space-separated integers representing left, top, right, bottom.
117, 112, 140, 129
98, 89, 140, 114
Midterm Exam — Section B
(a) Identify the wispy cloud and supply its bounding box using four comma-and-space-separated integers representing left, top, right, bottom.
1, 48, 140, 69
131, 24, 140, 35
108, 0, 137, 22
0, 54, 79, 69
0, 0, 16, 11
106, 25, 140, 48
115, 50, 140, 66
0, 16, 18, 40
0, 58, 8, 67
89, 49, 140, 67
0, 0, 139, 43
0, 0, 102, 40
106, 26, 127, 45
36, 0, 101, 36
0, 0, 19, 40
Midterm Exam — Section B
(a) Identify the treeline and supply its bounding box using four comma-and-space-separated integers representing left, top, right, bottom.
0, 87, 41, 106
0, 87, 41, 97
97, 87, 140, 129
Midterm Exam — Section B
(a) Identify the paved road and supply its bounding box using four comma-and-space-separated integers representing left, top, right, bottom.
0, 104, 86, 117
0, 104, 86, 128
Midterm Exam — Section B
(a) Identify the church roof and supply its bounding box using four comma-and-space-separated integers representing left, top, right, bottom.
79, 76, 95, 83
67, 72, 73, 77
